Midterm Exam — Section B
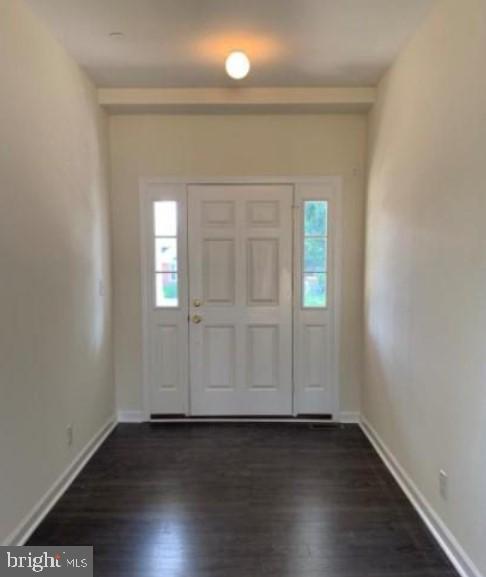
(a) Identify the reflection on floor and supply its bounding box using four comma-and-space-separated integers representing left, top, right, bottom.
28, 423, 458, 577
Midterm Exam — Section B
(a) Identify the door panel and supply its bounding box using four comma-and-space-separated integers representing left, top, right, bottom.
247, 238, 279, 304
203, 325, 236, 389
247, 325, 279, 389
188, 184, 293, 416
203, 239, 235, 304
304, 324, 330, 388
152, 324, 179, 389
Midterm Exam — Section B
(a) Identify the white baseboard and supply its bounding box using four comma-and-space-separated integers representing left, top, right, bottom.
361, 417, 483, 577
339, 411, 361, 423
117, 410, 144, 423
3, 415, 117, 546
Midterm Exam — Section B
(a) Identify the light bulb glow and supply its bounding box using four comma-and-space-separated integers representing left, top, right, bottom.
225, 51, 250, 79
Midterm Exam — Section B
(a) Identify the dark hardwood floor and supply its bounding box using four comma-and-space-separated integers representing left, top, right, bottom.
28, 424, 458, 577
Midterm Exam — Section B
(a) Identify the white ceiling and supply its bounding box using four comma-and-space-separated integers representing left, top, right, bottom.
26, 0, 435, 88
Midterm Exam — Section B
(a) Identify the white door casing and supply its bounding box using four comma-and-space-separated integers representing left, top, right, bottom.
140, 178, 341, 419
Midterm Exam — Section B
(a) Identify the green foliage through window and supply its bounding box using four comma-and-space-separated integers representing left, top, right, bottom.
303, 201, 328, 308
304, 238, 327, 272
304, 273, 327, 307
304, 201, 327, 236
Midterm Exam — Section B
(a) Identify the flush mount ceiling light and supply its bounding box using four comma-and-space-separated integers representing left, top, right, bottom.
225, 51, 250, 80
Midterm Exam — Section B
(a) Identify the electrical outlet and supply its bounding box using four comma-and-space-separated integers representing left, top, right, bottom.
67, 424, 74, 447
439, 469, 448, 500
98, 279, 105, 297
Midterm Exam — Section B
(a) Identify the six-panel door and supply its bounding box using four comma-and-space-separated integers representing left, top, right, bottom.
188, 185, 293, 415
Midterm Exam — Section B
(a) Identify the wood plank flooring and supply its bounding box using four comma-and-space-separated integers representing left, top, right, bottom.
28, 424, 458, 577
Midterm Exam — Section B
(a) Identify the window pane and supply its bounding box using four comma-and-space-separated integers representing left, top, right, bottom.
155, 238, 177, 272
154, 201, 177, 236
155, 273, 178, 307
304, 201, 327, 236
304, 238, 327, 272
303, 273, 327, 308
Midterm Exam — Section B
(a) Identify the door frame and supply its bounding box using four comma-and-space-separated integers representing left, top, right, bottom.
139, 176, 343, 422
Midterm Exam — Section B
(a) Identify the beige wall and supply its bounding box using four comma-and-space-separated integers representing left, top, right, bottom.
110, 114, 367, 414
365, 0, 486, 574
0, 0, 114, 543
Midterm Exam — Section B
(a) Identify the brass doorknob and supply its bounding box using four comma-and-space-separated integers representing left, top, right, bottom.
192, 314, 202, 324
193, 299, 202, 307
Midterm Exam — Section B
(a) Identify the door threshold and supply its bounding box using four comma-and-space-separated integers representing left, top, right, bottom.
149, 414, 335, 424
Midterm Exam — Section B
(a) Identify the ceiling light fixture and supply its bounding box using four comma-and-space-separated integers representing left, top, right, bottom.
225, 51, 250, 80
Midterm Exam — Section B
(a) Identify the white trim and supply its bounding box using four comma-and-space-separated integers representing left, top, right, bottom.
339, 411, 360, 423
3, 416, 117, 546
139, 177, 343, 419
360, 417, 484, 577
139, 186, 151, 422
118, 410, 144, 423
141, 176, 343, 186
139, 184, 162, 421
333, 184, 343, 418
99, 86, 375, 114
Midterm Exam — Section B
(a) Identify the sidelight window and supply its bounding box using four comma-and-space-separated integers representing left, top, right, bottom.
154, 201, 178, 307
302, 200, 328, 308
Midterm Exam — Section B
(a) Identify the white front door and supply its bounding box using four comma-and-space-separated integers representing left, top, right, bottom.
141, 179, 340, 419
188, 185, 293, 415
